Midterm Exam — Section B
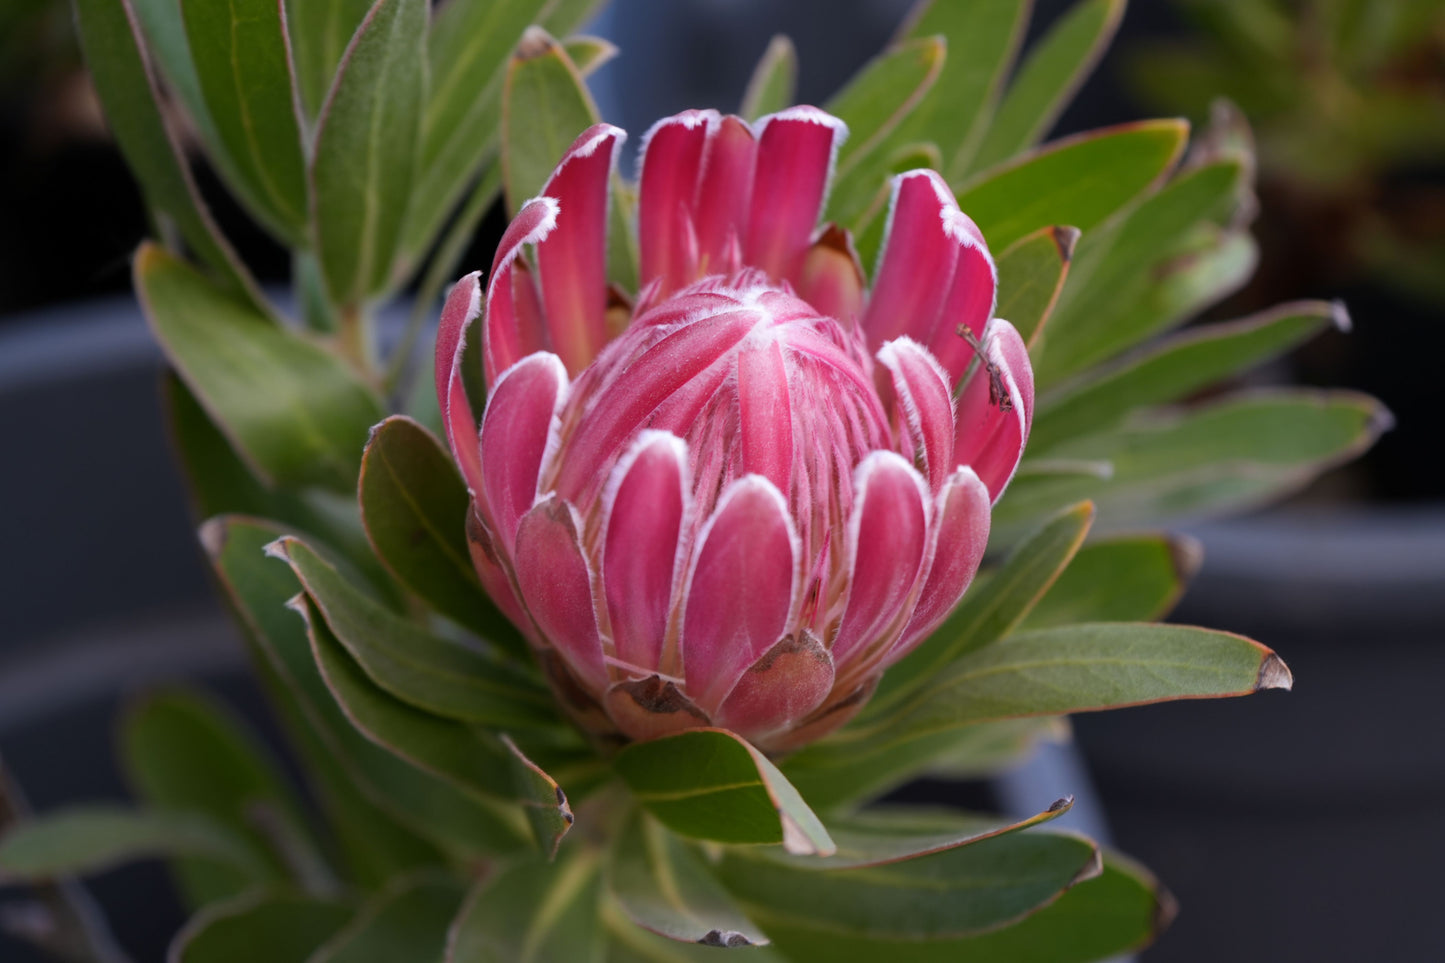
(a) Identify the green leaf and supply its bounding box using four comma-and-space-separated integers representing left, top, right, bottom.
867, 501, 1095, 719
73, 0, 262, 307
716, 827, 1100, 946
825, 36, 946, 228
312, 876, 467, 963
970, 0, 1126, 172
994, 390, 1392, 536
503, 736, 577, 859
613, 729, 835, 855
1032, 159, 1250, 385
270, 535, 553, 728
739, 34, 797, 121
888, 0, 1032, 180
501, 26, 599, 212
563, 36, 620, 76
182, 0, 308, 243
955, 120, 1189, 252
287, 0, 373, 120
359, 415, 527, 653
783, 718, 1064, 810
0, 808, 266, 882
203, 516, 524, 862
1031, 300, 1345, 452
609, 812, 768, 947
171, 892, 354, 963
501, 27, 637, 289
138, 245, 385, 492
312, 0, 427, 304
1021, 534, 1201, 629
994, 224, 1079, 347
120, 689, 317, 907
448, 848, 605, 963
602, 899, 788, 962
828, 623, 1291, 761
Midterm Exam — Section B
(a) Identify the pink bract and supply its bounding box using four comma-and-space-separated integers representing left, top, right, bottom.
436, 106, 1034, 752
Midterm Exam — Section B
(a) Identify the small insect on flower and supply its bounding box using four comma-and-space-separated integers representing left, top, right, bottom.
436, 107, 1034, 753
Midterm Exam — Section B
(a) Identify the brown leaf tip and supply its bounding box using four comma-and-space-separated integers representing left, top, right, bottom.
1047, 795, 1075, 813
517, 26, 557, 61
1329, 299, 1353, 333
1168, 534, 1205, 583
1051, 225, 1081, 262
1152, 883, 1181, 937
698, 930, 754, 947
1070, 848, 1105, 887
1255, 653, 1293, 692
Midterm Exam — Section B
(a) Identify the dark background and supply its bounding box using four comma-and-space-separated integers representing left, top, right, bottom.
1, 1, 1442, 960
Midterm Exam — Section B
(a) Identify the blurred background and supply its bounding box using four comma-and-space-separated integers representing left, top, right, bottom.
1, 1, 1442, 959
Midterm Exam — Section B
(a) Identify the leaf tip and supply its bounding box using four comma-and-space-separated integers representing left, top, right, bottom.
1070, 846, 1104, 887
261, 537, 293, 562
1367, 401, 1397, 437
698, 930, 757, 948
1255, 653, 1293, 692
197, 517, 227, 559
1329, 299, 1352, 333
1168, 533, 1205, 584
1050, 225, 1081, 263
1153, 881, 1181, 937
1046, 794, 1075, 814
517, 25, 557, 62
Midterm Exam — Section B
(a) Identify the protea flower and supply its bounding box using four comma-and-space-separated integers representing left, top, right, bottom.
436, 107, 1033, 753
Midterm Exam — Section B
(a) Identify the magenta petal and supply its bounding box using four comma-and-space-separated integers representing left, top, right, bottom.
483, 197, 559, 384
602, 431, 690, 673
830, 451, 930, 667
435, 272, 485, 495
535, 124, 625, 376
796, 226, 866, 327
638, 110, 717, 296
745, 106, 847, 281
953, 319, 1035, 502
465, 510, 531, 637
925, 212, 997, 385
861, 170, 958, 347
737, 335, 794, 494
554, 308, 761, 504
714, 631, 834, 740
681, 476, 799, 713
693, 115, 756, 274
513, 495, 608, 692
877, 337, 956, 493
479, 352, 569, 552
891, 467, 991, 662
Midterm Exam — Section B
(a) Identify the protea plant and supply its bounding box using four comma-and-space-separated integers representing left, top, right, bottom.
0, 2, 1389, 961
440, 108, 1028, 753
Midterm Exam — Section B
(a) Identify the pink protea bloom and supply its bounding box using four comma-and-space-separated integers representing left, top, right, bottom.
436, 107, 1033, 753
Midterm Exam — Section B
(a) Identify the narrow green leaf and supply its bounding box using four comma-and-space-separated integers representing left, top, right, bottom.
312, 0, 427, 304
824, 36, 946, 228
270, 535, 553, 728
1031, 300, 1345, 451
562, 35, 620, 76
783, 719, 1064, 810
867, 501, 1095, 718
888, 0, 1032, 179
121, 689, 316, 907
970, 0, 1126, 172
503, 736, 576, 859
501, 27, 637, 289
448, 848, 605, 963
1032, 158, 1250, 384
0, 808, 266, 882
312, 876, 467, 963
501, 26, 599, 212
994, 390, 1392, 536
139, 245, 384, 491
130, 0, 221, 147
955, 120, 1189, 252
203, 516, 525, 861
171, 892, 353, 963
609, 812, 767, 947
182, 0, 309, 242
1021, 534, 1201, 629
717, 828, 1100, 944
73, 0, 263, 307
287, 0, 373, 120
832, 623, 1290, 760
739, 34, 797, 121
613, 729, 835, 856
359, 415, 526, 651
994, 224, 1079, 347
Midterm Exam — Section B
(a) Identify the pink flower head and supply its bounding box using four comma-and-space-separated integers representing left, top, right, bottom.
436, 107, 1033, 752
